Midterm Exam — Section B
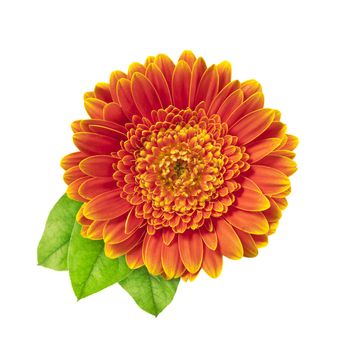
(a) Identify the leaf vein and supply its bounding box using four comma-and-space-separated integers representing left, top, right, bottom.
77, 247, 104, 299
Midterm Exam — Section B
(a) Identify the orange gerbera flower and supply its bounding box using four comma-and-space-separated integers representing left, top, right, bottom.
61, 51, 297, 281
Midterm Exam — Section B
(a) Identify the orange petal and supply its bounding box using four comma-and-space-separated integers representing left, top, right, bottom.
161, 238, 186, 279
263, 197, 282, 223
83, 189, 132, 220
224, 208, 269, 235
240, 80, 262, 99
125, 243, 144, 269
162, 227, 175, 246
105, 230, 143, 259
131, 72, 162, 117
208, 80, 240, 115
79, 118, 126, 134
76, 204, 92, 226
84, 91, 95, 100
178, 230, 203, 274
217, 89, 244, 122
270, 149, 296, 159
94, 83, 112, 103
144, 56, 155, 67
194, 64, 219, 110
67, 176, 89, 202
189, 57, 207, 108
227, 92, 264, 128
276, 134, 288, 150
143, 233, 163, 275
60, 152, 86, 170
63, 165, 85, 185
240, 176, 263, 192
125, 207, 144, 234
249, 165, 291, 195
71, 120, 82, 133
202, 245, 223, 278
109, 70, 127, 102
252, 234, 268, 248
234, 186, 270, 211
154, 53, 175, 90
78, 177, 116, 200
84, 98, 106, 119
217, 61, 232, 90
273, 110, 282, 121
128, 62, 146, 78
257, 155, 297, 176
282, 134, 299, 151
182, 270, 199, 282
235, 229, 258, 257
232, 108, 275, 145
199, 227, 218, 250
273, 197, 288, 210
245, 138, 281, 163
79, 155, 115, 177
142, 234, 151, 260
172, 60, 191, 109
268, 221, 279, 234
215, 218, 243, 259
103, 102, 129, 125
145, 63, 172, 107
273, 187, 291, 198
117, 78, 140, 117
103, 214, 128, 244
257, 121, 287, 141
73, 132, 119, 155
86, 220, 106, 240
203, 218, 214, 232
80, 225, 89, 238
145, 224, 156, 236
178, 50, 196, 68
85, 124, 125, 140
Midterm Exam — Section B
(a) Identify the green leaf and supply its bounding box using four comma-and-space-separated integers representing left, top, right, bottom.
37, 194, 82, 271
119, 266, 180, 316
68, 222, 131, 300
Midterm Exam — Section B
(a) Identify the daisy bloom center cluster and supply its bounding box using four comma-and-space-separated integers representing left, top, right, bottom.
61, 51, 297, 281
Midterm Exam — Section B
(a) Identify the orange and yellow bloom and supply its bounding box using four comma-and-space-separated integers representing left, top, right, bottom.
61, 51, 297, 281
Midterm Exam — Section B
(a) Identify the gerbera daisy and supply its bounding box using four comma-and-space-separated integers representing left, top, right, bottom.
61, 50, 297, 281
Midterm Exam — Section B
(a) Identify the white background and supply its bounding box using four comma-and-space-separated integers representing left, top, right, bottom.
1, 0, 349, 349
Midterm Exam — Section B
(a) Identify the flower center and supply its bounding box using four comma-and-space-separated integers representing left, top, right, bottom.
173, 159, 186, 177
136, 123, 225, 214
115, 106, 250, 233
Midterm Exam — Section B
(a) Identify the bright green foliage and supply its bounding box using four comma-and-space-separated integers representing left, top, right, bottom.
120, 266, 180, 316
68, 222, 131, 300
37, 194, 82, 271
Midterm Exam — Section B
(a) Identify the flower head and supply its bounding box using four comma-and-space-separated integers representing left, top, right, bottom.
61, 51, 297, 280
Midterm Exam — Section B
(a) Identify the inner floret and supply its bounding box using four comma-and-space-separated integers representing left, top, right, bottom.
136, 123, 225, 214
115, 106, 250, 234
